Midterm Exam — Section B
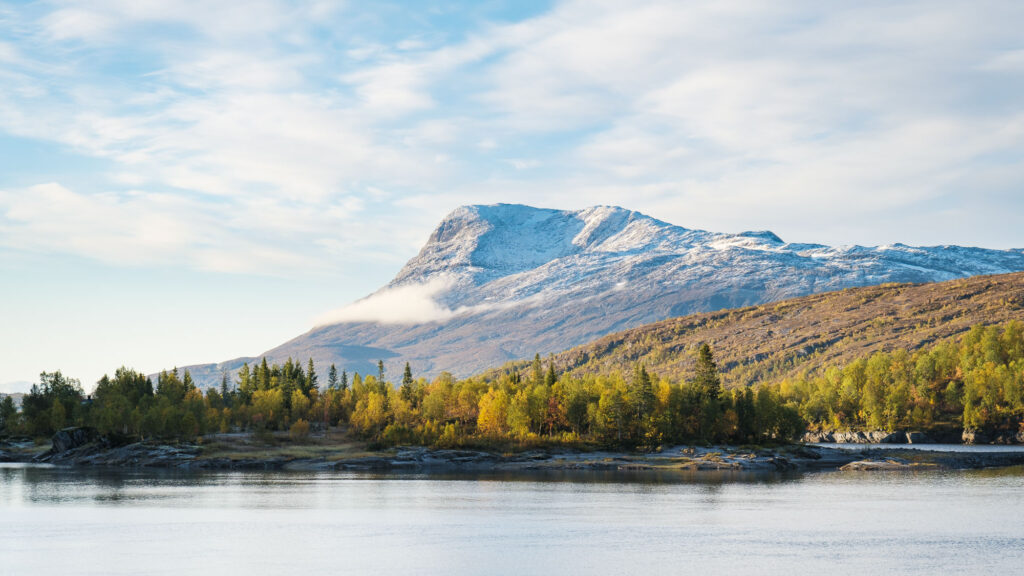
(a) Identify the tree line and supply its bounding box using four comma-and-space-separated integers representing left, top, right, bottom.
0, 344, 801, 448
3, 322, 1020, 447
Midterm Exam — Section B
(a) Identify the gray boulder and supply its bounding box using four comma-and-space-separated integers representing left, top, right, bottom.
868, 431, 905, 444
801, 431, 834, 442
50, 427, 98, 453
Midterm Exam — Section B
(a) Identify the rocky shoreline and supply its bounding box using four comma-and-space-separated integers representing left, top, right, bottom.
801, 428, 1024, 445
4, 428, 1024, 474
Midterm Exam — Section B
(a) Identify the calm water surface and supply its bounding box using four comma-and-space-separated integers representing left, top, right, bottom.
2, 463, 1023, 575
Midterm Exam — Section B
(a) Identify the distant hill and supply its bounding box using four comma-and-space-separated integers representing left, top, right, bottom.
0, 392, 25, 409
518, 272, 1024, 387
179, 204, 1024, 387
0, 380, 31, 395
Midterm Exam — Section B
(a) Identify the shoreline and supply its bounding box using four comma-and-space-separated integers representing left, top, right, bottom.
6, 432, 1024, 474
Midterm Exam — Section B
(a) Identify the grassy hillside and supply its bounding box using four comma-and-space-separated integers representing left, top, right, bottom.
530, 272, 1024, 388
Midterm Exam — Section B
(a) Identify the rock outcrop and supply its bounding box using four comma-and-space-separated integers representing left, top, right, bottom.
840, 458, 926, 471
801, 430, 934, 444
962, 429, 1024, 444
49, 427, 98, 453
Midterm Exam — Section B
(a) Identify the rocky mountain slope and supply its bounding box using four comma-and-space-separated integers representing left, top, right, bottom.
507, 271, 1024, 387
181, 204, 1024, 386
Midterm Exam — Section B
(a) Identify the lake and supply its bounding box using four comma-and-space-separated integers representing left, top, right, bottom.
2, 463, 1023, 575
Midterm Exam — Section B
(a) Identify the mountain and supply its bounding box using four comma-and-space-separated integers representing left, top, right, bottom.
512, 271, 1024, 387
180, 204, 1024, 387
0, 392, 25, 409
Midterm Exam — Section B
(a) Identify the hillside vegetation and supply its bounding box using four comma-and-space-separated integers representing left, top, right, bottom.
535, 272, 1024, 388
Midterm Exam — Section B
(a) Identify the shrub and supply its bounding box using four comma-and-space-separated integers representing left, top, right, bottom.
289, 418, 310, 440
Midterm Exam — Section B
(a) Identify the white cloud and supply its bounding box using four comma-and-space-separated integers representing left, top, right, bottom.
41, 0, 303, 41
313, 274, 545, 326
0, 182, 367, 275
506, 159, 540, 170
982, 49, 1024, 73
42, 8, 115, 41
344, 61, 436, 115
1, 0, 1023, 280
0, 381, 32, 395
315, 277, 459, 325
0, 41, 24, 64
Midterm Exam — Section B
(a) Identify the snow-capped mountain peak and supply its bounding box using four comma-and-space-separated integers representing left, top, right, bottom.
393, 204, 693, 287
181, 204, 1024, 386
374, 202, 1024, 326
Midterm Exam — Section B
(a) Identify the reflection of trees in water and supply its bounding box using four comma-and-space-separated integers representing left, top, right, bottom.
4, 464, 221, 505
2, 464, 811, 510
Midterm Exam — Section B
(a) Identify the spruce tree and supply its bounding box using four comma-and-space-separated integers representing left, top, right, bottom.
532, 354, 543, 386
328, 364, 338, 390
632, 363, 655, 420
695, 343, 721, 401
401, 362, 414, 401
258, 357, 270, 390
340, 370, 348, 391
220, 373, 230, 407
306, 358, 318, 393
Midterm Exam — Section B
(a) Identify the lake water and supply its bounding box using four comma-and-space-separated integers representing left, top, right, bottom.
2, 463, 1023, 575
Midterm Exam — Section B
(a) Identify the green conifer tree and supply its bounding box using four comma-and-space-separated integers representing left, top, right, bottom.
695, 343, 721, 400
258, 357, 271, 391
306, 358, 318, 394
401, 362, 414, 401
632, 363, 655, 420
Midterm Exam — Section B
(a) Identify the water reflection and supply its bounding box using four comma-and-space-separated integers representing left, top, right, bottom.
1, 463, 1022, 576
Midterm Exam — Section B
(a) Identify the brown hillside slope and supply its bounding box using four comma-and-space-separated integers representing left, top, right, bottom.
529, 272, 1024, 387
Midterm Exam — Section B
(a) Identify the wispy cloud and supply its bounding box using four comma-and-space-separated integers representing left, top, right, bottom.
1, 0, 1023, 283
315, 277, 460, 325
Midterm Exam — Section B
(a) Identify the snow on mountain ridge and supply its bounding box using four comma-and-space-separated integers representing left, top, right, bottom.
384, 202, 1024, 316
392, 204, 699, 285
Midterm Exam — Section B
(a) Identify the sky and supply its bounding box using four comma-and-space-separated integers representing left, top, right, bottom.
2, 0, 1023, 392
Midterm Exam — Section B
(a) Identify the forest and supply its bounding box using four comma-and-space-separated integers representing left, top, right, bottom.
2, 322, 1023, 448
773, 322, 1024, 434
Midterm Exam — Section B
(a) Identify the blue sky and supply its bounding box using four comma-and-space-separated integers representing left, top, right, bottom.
2, 0, 1024, 391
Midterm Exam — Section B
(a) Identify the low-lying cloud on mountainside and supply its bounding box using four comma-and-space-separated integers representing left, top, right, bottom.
313, 270, 545, 327
315, 277, 460, 326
